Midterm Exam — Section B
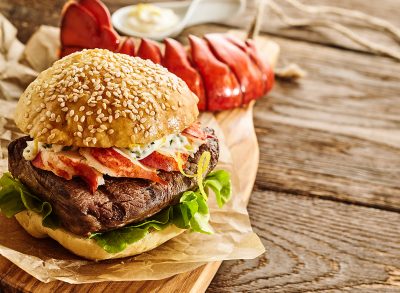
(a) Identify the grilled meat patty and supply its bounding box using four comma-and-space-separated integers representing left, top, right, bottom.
8, 128, 219, 236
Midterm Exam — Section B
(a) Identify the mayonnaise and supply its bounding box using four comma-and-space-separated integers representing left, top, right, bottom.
125, 3, 180, 34
118, 133, 203, 161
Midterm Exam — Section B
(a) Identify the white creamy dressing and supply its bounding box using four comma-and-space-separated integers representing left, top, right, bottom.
117, 133, 202, 161
22, 133, 203, 163
124, 4, 179, 34
23, 141, 74, 161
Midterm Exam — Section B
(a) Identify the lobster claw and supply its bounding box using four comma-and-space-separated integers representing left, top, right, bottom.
163, 38, 206, 110
189, 35, 242, 111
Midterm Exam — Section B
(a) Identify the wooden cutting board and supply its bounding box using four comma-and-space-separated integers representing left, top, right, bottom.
0, 33, 279, 292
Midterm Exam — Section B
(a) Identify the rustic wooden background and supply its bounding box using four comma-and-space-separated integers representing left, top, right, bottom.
1, 0, 400, 292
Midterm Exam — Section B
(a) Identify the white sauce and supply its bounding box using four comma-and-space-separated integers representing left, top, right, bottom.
22, 133, 203, 164
22, 141, 68, 161
117, 133, 203, 161
124, 4, 179, 34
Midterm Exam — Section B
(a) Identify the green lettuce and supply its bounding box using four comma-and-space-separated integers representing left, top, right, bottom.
0, 173, 59, 228
0, 169, 231, 254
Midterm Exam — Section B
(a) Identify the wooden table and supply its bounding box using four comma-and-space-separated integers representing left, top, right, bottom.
1, 0, 400, 292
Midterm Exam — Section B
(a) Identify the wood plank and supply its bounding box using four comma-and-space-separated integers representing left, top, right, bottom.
0, 262, 221, 293
208, 190, 400, 292
250, 35, 400, 211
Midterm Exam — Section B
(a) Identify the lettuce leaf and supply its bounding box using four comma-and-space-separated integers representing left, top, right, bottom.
204, 170, 232, 208
0, 169, 232, 254
0, 173, 59, 228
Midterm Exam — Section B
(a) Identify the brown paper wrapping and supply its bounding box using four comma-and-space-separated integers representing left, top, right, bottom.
0, 16, 279, 283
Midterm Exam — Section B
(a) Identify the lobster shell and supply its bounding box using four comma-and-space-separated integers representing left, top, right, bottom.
59, 0, 274, 111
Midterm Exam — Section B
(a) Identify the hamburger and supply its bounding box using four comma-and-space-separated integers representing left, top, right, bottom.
0, 49, 231, 260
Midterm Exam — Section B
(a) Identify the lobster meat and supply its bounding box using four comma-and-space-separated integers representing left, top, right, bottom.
59, 0, 274, 111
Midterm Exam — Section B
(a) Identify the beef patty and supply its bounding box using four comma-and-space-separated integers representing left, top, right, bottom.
8, 128, 219, 236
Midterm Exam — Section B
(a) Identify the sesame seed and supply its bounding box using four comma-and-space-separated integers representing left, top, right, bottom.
74, 115, 79, 122
27, 124, 32, 130
88, 125, 94, 130
48, 133, 56, 141
92, 137, 97, 144
80, 116, 86, 123
79, 106, 85, 112
78, 125, 83, 132
42, 127, 48, 134
86, 111, 93, 116
100, 124, 107, 130
56, 115, 62, 123
140, 117, 147, 123
62, 107, 68, 112
107, 129, 114, 134
77, 132, 82, 138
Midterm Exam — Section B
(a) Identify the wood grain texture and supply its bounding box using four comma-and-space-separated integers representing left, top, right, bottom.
1, 0, 400, 292
0, 262, 221, 293
208, 190, 400, 292
252, 35, 400, 211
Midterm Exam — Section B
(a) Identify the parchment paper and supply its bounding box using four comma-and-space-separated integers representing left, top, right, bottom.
0, 15, 278, 283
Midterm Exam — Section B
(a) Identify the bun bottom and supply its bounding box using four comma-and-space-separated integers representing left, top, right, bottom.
15, 210, 185, 260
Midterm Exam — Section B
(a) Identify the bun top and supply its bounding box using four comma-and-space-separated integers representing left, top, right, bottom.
15, 49, 199, 148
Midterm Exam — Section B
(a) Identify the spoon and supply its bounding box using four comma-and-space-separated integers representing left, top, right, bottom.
112, 0, 245, 41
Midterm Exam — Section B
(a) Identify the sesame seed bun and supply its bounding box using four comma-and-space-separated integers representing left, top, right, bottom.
15, 49, 199, 147
15, 210, 185, 260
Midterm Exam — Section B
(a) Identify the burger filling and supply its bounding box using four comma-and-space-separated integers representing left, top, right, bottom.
22, 122, 210, 193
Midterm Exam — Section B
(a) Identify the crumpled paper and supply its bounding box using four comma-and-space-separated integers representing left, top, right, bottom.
0, 15, 277, 283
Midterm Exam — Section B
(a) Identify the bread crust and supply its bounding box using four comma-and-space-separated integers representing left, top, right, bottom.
15, 49, 199, 148
15, 210, 185, 260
